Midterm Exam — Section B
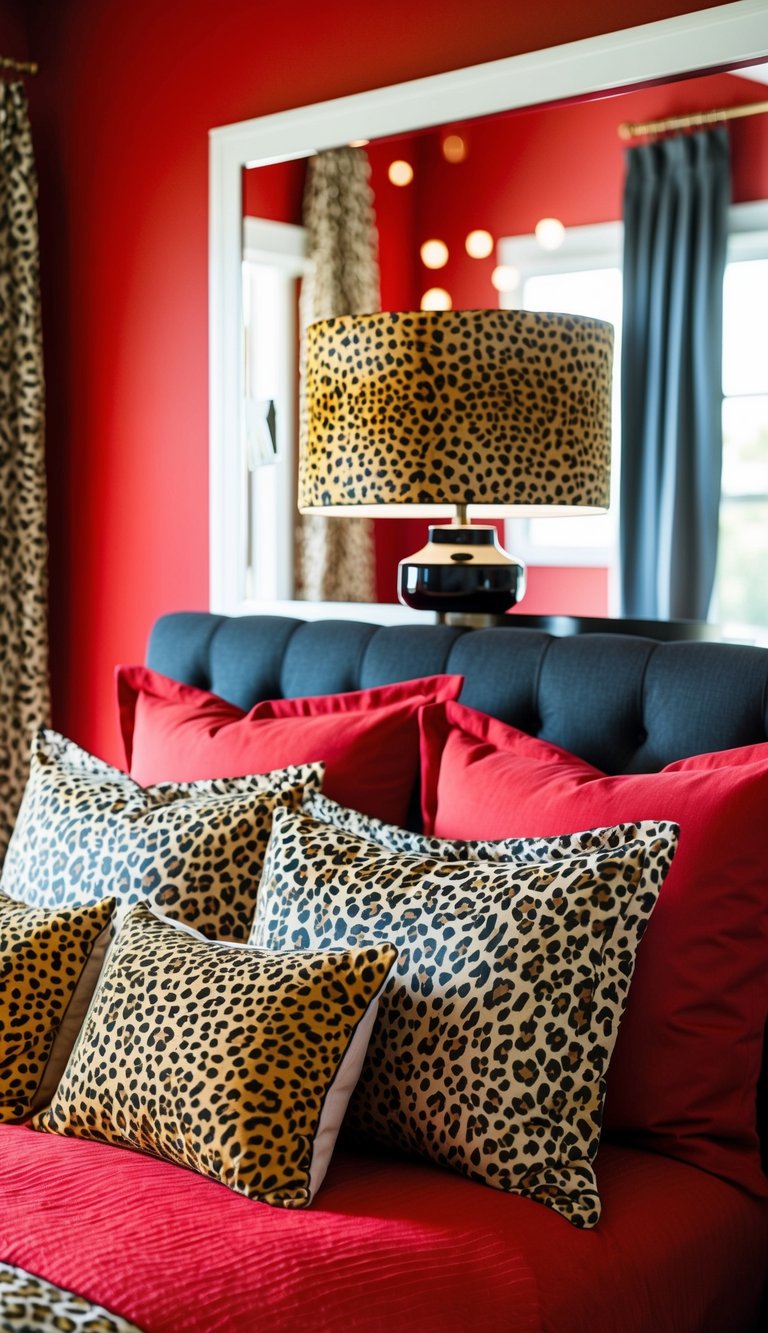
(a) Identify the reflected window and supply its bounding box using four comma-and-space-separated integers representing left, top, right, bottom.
519, 264, 622, 558
499, 211, 768, 638
497, 222, 622, 600
717, 254, 768, 639
241, 218, 310, 602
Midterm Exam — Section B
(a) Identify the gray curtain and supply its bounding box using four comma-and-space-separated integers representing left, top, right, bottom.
0, 79, 49, 858
296, 147, 380, 603
620, 127, 730, 619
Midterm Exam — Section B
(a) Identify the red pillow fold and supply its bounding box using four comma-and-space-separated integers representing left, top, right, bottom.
117, 666, 463, 826
419, 699, 768, 1199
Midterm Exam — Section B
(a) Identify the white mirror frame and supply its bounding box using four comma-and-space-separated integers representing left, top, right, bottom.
209, 0, 768, 621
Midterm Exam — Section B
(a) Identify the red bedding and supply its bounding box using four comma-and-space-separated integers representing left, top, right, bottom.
0, 1124, 765, 1333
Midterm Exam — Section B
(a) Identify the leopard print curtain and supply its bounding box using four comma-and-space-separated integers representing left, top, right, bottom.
0, 80, 49, 859
296, 148, 380, 603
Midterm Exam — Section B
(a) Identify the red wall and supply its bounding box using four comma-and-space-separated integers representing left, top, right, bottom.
0, 2, 28, 60
242, 159, 306, 224
17, 0, 743, 763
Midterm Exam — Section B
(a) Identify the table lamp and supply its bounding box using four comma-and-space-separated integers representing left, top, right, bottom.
299, 309, 613, 613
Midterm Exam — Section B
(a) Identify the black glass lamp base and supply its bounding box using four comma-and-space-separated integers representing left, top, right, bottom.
397, 524, 526, 614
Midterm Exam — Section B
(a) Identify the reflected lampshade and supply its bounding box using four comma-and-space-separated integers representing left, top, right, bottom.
299, 309, 614, 612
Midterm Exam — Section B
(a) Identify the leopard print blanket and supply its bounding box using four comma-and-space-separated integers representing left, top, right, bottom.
0, 1262, 144, 1332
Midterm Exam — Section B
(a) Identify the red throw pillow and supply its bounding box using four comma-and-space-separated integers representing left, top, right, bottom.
419, 699, 768, 1198
117, 667, 463, 826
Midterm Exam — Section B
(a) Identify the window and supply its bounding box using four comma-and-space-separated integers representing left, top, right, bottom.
240, 218, 310, 603
716, 221, 768, 640
497, 222, 623, 593
498, 205, 768, 638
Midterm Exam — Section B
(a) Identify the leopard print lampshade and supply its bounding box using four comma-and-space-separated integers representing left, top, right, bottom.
299, 309, 614, 516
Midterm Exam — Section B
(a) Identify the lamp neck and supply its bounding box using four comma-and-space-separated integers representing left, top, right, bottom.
452, 503, 469, 526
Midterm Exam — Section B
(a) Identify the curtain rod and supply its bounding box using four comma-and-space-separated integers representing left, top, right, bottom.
0, 56, 38, 77
619, 97, 768, 140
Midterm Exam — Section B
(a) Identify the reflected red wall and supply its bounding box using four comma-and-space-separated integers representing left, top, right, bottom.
0, 2, 29, 59
242, 160, 306, 224
401, 69, 768, 311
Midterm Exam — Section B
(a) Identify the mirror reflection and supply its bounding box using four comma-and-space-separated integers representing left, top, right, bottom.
239, 61, 768, 634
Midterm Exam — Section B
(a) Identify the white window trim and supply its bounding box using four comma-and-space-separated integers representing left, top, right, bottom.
241, 219, 309, 603
498, 219, 623, 284
243, 216, 310, 271
727, 199, 768, 260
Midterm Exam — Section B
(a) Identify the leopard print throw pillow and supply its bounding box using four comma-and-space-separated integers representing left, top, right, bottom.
1, 729, 323, 941
251, 805, 678, 1227
35, 903, 397, 1207
304, 788, 661, 865
0, 1263, 143, 1333
302, 789, 672, 1046
0, 891, 116, 1121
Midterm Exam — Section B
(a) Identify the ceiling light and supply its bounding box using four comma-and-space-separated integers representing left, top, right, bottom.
388, 159, 414, 186
491, 265, 520, 293
465, 229, 494, 259
420, 287, 452, 311
442, 134, 467, 163
535, 217, 566, 250
420, 239, 449, 270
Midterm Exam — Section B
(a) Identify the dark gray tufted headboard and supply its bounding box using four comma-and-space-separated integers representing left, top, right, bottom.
146, 611, 768, 777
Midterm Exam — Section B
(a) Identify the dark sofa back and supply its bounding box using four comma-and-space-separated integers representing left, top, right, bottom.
147, 612, 768, 775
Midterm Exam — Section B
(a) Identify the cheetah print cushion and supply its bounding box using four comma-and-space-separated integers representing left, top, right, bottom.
35, 903, 397, 1208
251, 806, 678, 1227
303, 788, 662, 867
0, 1263, 144, 1333
0, 891, 116, 1122
0, 729, 323, 942
302, 791, 671, 1095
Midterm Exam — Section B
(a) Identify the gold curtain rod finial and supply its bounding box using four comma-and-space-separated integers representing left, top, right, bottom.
0, 56, 38, 77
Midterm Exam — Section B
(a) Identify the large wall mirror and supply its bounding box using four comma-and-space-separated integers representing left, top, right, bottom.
210, 0, 768, 625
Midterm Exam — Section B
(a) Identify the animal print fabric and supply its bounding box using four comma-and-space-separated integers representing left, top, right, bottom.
302, 789, 660, 868
35, 903, 397, 1208
0, 1262, 144, 1333
251, 806, 678, 1227
0, 80, 49, 860
300, 309, 613, 511
0, 891, 115, 1121
296, 146, 380, 603
0, 729, 322, 941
